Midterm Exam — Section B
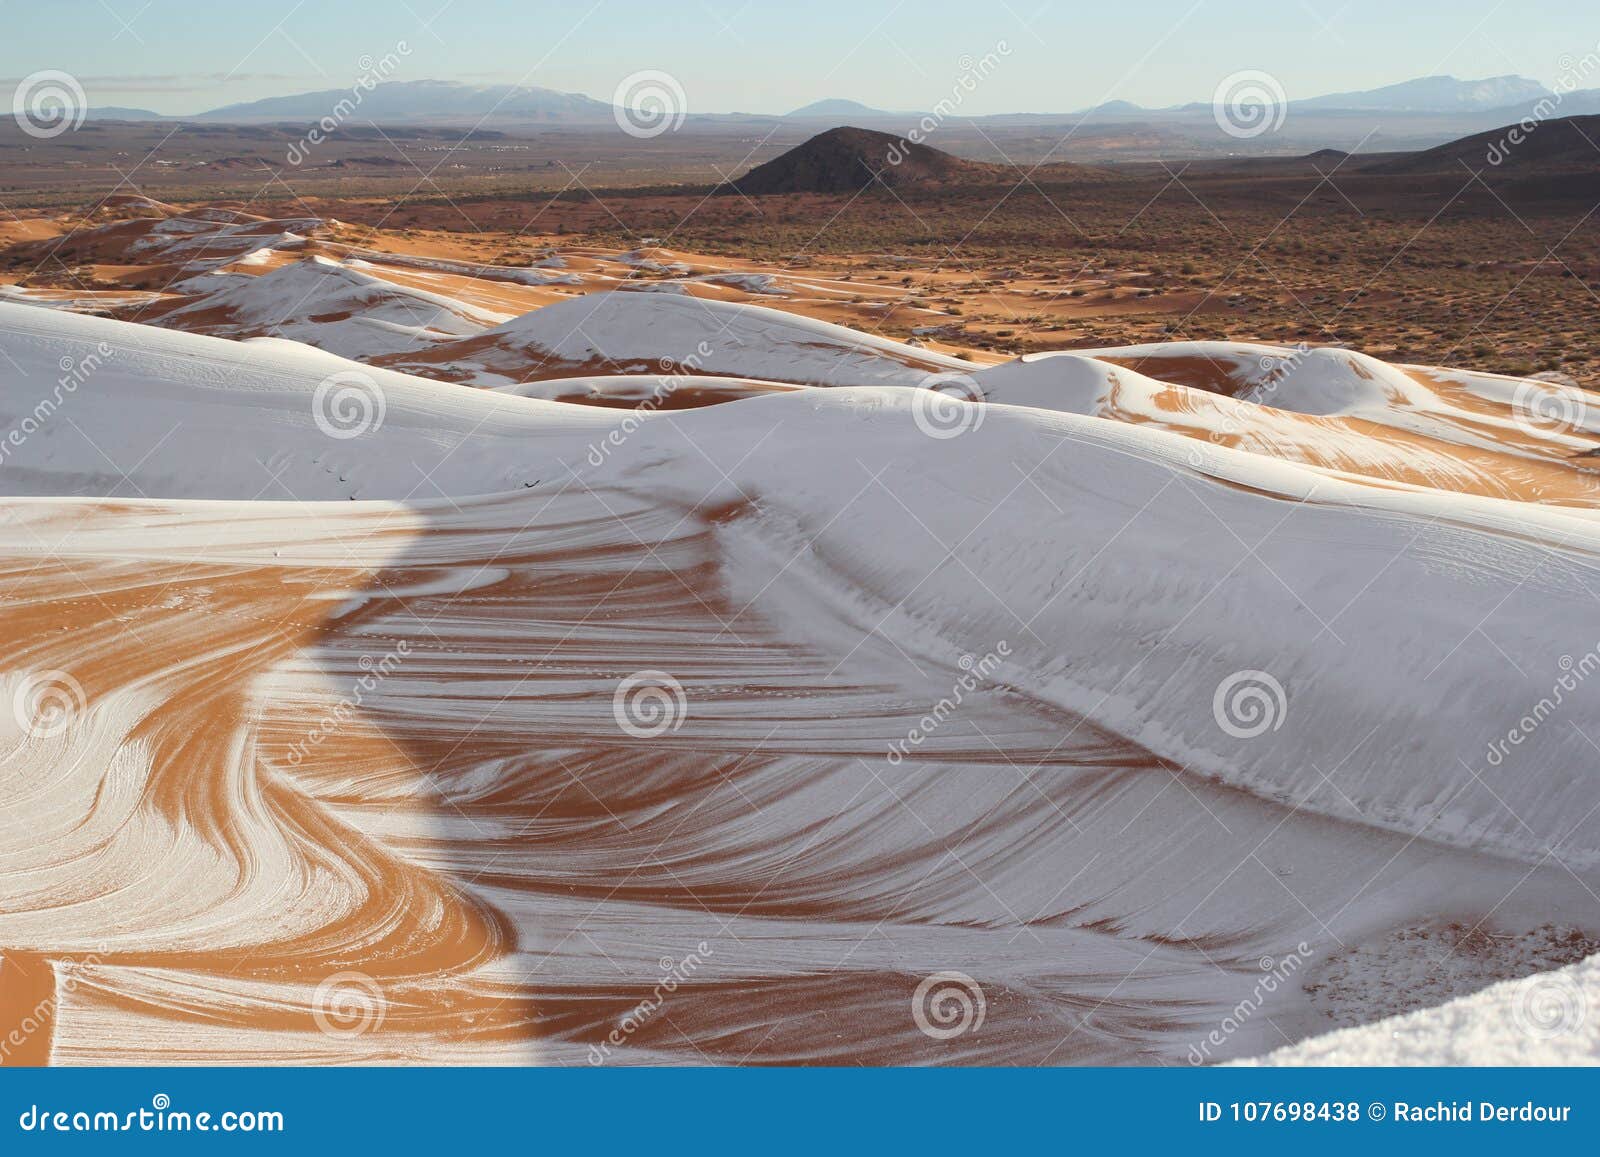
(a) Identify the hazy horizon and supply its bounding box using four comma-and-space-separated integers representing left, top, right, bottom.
2, 0, 1596, 117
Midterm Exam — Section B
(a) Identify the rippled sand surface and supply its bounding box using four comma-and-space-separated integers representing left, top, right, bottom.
3, 206, 1600, 1065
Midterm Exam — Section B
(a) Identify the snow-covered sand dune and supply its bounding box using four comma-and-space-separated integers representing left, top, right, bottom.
370, 289, 974, 387
2, 254, 1599, 1067
132, 256, 509, 360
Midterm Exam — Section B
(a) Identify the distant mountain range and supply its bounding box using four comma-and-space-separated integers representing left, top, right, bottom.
192, 79, 612, 124
785, 98, 901, 120
47, 75, 1600, 162
1073, 75, 1558, 116
85, 105, 166, 121
65, 74, 1585, 127
1291, 74, 1548, 112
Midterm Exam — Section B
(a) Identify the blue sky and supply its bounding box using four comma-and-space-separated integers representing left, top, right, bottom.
1, 0, 1595, 115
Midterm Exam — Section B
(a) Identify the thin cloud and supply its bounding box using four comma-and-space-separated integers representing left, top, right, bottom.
0, 72, 309, 93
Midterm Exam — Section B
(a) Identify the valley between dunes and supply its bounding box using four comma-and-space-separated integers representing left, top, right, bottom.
2, 198, 1599, 1065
